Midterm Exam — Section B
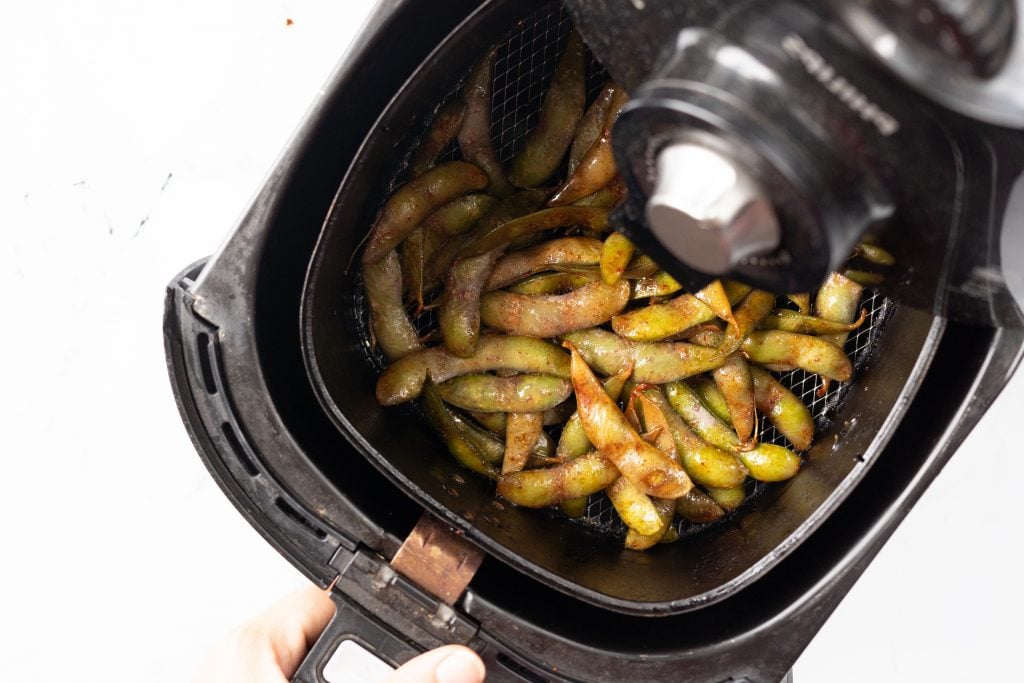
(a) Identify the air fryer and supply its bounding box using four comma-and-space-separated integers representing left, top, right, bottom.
164, 1, 1024, 681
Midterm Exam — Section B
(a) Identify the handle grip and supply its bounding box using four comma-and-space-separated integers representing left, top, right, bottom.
293, 596, 415, 683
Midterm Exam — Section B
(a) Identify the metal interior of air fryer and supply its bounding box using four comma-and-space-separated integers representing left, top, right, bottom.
302, 0, 938, 614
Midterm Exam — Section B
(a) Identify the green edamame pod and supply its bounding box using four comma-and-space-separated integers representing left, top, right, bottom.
375, 335, 569, 406
742, 330, 854, 381
458, 48, 514, 197
421, 382, 499, 480
749, 365, 814, 451
362, 161, 488, 265
736, 443, 801, 482
706, 484, 745, 512
508, 32, 586, 188
497, 450, 619, 507
562, 328, 726, 384
436, 373, 572, 413
712, 353, 757, 447
599, 232, 635, 285
689, 376, 732, 423
363, 249, 423, 361
815, 272, 863, 348
568, 82, 616, 175
480, 279, 630, 338
610, 292, 717, 341
675, 488, 726, 524
758, 308, 867, 335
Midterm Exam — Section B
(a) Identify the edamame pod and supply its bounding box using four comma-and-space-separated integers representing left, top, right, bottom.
853, 242, 895, 266
611, 292, 716, 341
712, 353, 757, 447
706, 484, 745, 512
742, 331, 854, 381
675, 488, 726, 524
689, 376, 732, 423
599, 232, 635, 285
815, 272, 863, 348
363, 249, 423, 361
485, 237, 603, 291
549, 85, 629, 206
572, 176, 627, 209
422, 383, 499, 479
721, 289, 776, 352
409, 100, 466, 178
736, 443, 801, 482
436, 373, 572, 413
607, 477, 670, 536
508, 271, 596, 295
567, 82, 616, 175
624, 498, 676, 550
376, 335, 569, 406
557, 364, 632, 459
439, 191, 548, 356
695, 280, 736, 327
749, 366, 814, 451
508, 32, 586, 188
458, 48, 514, 197
503, 412, 544, 474
562, 328, 726, 384
480, 279, 630, 338
758, 308, 867, 335
632, 271, 683, 299
362, 161, 488, 265
496, 450, 619, 507
569, 345, 692, 499
638, 387, 747, 490
461, 206, 610, 258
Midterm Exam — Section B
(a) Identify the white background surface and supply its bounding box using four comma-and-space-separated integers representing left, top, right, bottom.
2, 2, 1022, 681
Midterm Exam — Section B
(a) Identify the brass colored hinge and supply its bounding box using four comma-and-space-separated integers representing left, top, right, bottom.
390, 513, 484, 605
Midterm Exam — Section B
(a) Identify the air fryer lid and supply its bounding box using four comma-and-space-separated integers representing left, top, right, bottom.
301, 0, 939, 615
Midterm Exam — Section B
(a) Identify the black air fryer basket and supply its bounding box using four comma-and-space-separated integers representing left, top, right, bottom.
165, 1, 1024, 681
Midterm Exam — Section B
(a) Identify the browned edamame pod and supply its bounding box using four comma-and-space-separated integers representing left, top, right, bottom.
568, 345, 693, 498
422, 382, 499, 479
675, 488, 726, 524
787, 293, 812, 315
749, 365, 814, 451
572, 176, 628, 209
712, 353, 757, 447
562, 328, 726, 384
362, 161, 489, 265
549, 85, 629, 206
503, 412, 545, 474
508, 271, 596, 295
409, 100, 466, 178
853, 242, 895, 266
815, 271, 863, 348
508, 32, 586, 188
436, 373, 572, 413
460, 206, 610, 258
467, 410, 555, 459
695, 280, 736, 327
599, 232, 635, 285
496, 450, 619, 507
758, 308, 867, 335
375, 335, 569, 406
736, 443, 801, 482
638, 387, 747, 490
363, 249, 423, 361
743, 330, 853, 381
706, 484, 745, 512
557, 364, 633, 459
458, 48, 514, 197
632, 271, 682, 299
610, 292, 717, 341
721, 289, 776, 352
485, 236, 603, 291
480, 279, 630, 338
568, 82, 616, 175
689, 376, 732, 423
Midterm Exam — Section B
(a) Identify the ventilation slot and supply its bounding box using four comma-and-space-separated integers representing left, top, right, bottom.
495, 653, 549, 683
275, 498, 328, 540
196, 332, 218, 395
221, 422, 259, 477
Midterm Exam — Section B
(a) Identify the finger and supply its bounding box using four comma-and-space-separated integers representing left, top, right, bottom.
387, 644, 486, 683
257, 585, 337, 677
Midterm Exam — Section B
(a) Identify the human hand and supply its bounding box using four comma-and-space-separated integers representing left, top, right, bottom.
195, 585, 486, 683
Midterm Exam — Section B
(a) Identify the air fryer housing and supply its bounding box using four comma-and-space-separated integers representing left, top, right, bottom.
164, 0, 1024, 681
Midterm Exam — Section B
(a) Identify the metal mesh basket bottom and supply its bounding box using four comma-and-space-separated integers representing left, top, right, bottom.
355, 0, 894, 541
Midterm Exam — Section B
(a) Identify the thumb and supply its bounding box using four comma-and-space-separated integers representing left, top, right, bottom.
387, 644, 485, 683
